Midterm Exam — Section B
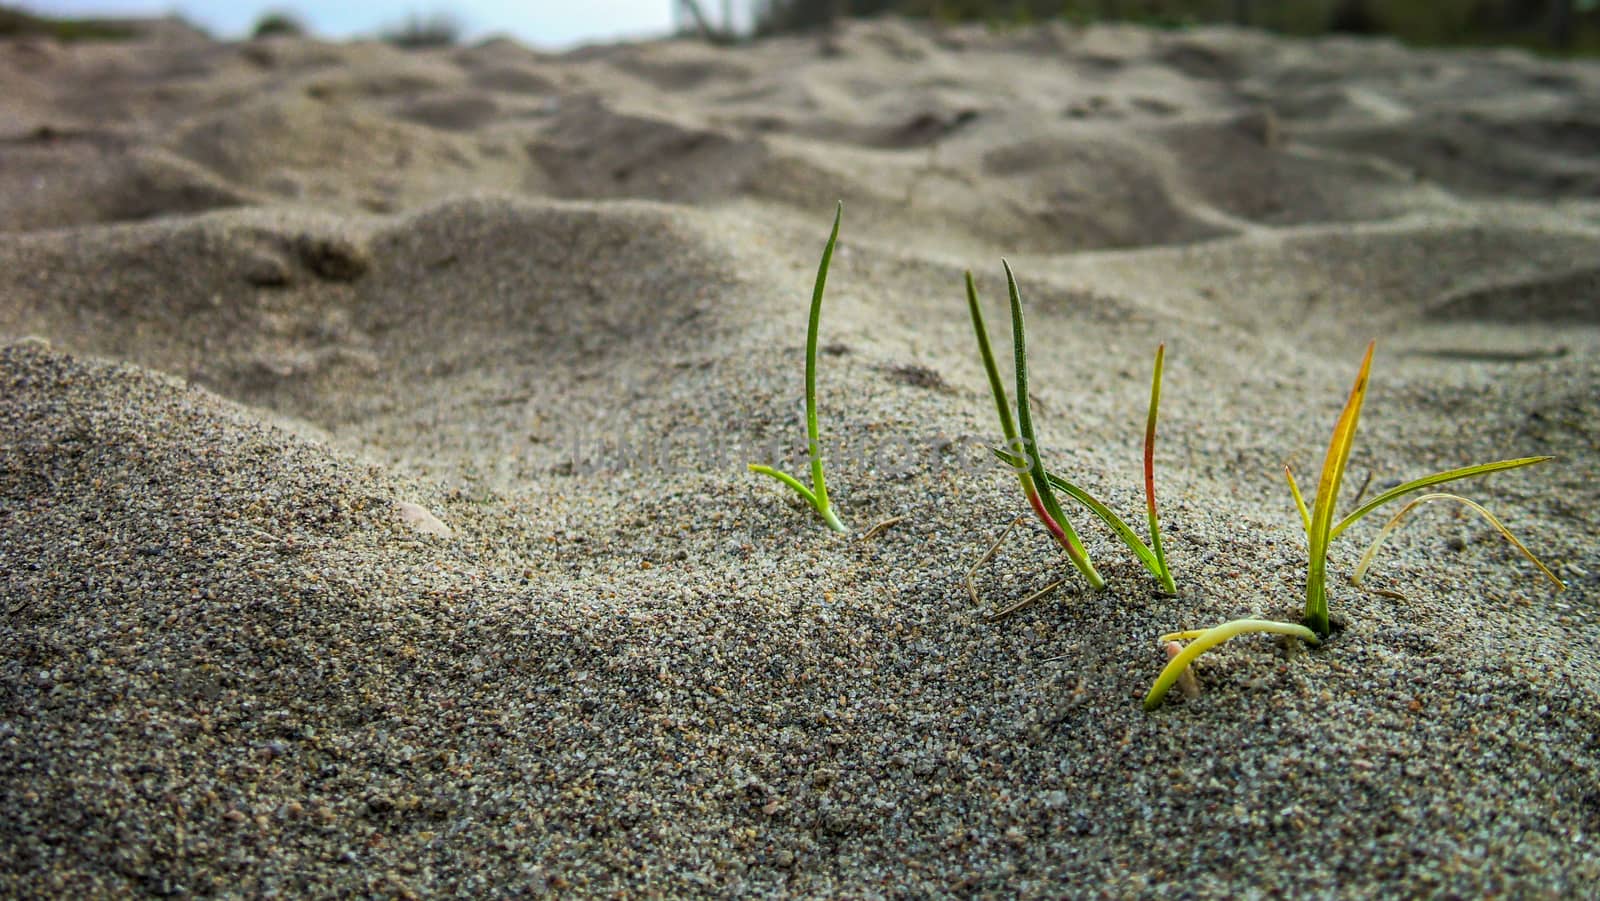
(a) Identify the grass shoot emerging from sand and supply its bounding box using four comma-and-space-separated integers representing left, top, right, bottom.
1145, 340, 1564, 710
1284, 340, 1564, 637
749, 202, 848, 534
965, 266, 1176, 606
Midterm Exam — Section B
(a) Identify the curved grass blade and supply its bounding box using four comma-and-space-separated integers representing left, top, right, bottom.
1330, 456, 1553, 539
1351, 492, 1566, 589
1003, 262, 1104, 590
748, 201, 847, 533
1305, 341, 1375, 637
747, 464, 819, 507
1145, 618, 1320, 711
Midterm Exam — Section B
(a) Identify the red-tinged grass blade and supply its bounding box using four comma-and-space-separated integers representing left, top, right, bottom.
1352, 492, 1566, 590
1003, 262, 1104, 591
1286, 464, 1312, 534
1143, 344, 1175, 594
1305, 340, 1376, 637
1331, 456, 1553, 539
1145, 618, 1320, 711
969, 271, 1101, 591
988, 456, 1163, 582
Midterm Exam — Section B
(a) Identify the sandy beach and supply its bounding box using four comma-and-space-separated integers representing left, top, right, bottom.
2, 17, 1598, 896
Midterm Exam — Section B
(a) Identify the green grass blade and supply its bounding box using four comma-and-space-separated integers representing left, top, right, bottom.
1144, 618, 1320, 711
1143, 343, 1175, 594
1286, 465, 1311, 534
965, 272, 1020, 449
1305, 340, 1375, 637
804, 201, 844, 531
1330, 456, 1553, 539
1351, 492, 1566, 590
749, 202, 845, 533
1004, 262, 1104, 591
968, 273, 1051, 543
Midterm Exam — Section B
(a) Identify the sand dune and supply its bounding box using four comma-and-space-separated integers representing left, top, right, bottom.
2, 18, 1598, 896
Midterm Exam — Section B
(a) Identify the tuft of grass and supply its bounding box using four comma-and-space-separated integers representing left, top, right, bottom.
1145, 340, 1563, 710
749, 202, 848, 534
1284, 340, 1564, 637
966, 265, 1102, 591
966, 267, 1176, 595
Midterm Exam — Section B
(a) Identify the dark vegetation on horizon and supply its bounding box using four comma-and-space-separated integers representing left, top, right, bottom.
378, 11, 463, 48
749, 0, 1600, 53
0, 4, 460, 48
251, 10, 307, 39
5, 1, 1593, 52
0, 4, 135, 41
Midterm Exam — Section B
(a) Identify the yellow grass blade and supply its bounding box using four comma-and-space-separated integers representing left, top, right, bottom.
1285, 464, 1311, 534
1305, 341, 1375, 637
1330, 456, 1554, 539
1352, 492, 1566, 590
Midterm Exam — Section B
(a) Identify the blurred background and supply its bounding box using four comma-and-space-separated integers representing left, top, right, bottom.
3, 0, 1598, 52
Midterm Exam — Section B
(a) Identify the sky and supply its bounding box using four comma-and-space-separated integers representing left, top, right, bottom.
16, 0, 741, 49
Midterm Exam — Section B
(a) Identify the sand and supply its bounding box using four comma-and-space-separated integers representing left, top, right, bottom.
2, 17, 1598, 897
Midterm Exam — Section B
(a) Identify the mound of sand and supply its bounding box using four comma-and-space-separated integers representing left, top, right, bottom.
2, 18, 1597, 896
